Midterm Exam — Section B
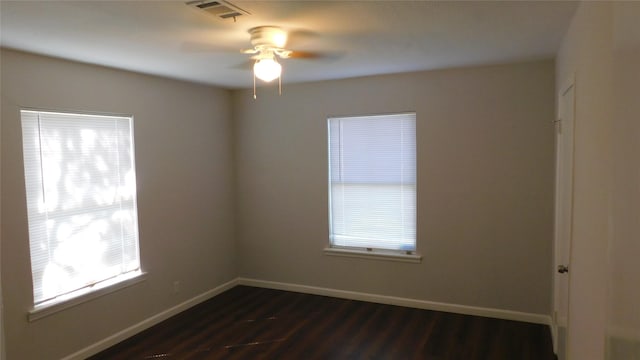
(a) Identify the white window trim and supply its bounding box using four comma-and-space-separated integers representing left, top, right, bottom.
20, 108, 143, 321
327, 112, 417, 254
324, 247, 422, 263
28, 271, 146, 322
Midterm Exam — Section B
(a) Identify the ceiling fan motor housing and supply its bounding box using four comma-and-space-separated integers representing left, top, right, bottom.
249, 26, 288, 48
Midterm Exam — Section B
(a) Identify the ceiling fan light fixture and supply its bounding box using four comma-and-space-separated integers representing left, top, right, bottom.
253, 58, 282, 82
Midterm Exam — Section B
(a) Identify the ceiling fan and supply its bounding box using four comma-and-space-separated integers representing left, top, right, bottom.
243, 26, 289, 83
241, 25, 322, 98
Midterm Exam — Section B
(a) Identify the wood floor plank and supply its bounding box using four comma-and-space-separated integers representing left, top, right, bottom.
89, 286, 557, 360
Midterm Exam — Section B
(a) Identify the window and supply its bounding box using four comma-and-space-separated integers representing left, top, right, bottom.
21, 110, 141, 310
327, 113, 417, 255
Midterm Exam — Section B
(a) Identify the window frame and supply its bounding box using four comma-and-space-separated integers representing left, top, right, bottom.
325, 112, 421, 263
20, 108, 145, 319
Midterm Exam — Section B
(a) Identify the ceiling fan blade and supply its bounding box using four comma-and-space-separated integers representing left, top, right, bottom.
288, 50, 345, 61
287, 28, 321, 47
287, 50, 321, 59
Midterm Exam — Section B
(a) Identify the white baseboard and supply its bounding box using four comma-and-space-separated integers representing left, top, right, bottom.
237, 277, 552, 325
62, 278, 239, 360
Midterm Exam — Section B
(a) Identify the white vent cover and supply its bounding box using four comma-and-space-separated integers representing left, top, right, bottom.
186, 0, 250, 20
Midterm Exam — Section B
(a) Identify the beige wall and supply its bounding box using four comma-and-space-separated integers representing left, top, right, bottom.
608, 2, 640, 359
233, 61, 556, 315
0, 49, 236, 360
0, 44, 4, 360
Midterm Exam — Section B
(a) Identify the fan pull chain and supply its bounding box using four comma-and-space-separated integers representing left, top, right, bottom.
278, 74, 282, 96
253, 71, 257, 99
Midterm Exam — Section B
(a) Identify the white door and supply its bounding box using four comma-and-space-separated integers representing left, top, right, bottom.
553, 78, 575, 360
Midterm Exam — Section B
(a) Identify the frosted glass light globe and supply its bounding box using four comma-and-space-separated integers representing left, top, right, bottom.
253, 58, 282, 82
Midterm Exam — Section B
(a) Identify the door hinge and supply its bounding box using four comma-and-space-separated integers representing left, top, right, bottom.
554, 118, 562, 134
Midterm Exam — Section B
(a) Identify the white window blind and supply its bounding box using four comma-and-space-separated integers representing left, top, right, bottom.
328, 113, 416, 252
21, 110, 141, 306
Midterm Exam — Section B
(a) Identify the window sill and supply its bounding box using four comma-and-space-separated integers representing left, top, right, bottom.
28, 271, 147, 322
323, 247, 422, 263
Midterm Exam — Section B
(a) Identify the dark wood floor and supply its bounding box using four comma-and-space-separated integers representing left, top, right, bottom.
90, 285, 556, 360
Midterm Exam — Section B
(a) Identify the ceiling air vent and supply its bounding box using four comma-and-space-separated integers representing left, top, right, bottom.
186, 0, 250, 20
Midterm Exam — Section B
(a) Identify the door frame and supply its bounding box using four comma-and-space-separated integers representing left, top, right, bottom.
552, 74, 576, 358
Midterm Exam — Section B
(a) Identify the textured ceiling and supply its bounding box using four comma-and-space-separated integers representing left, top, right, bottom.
0, 1, 578, 89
